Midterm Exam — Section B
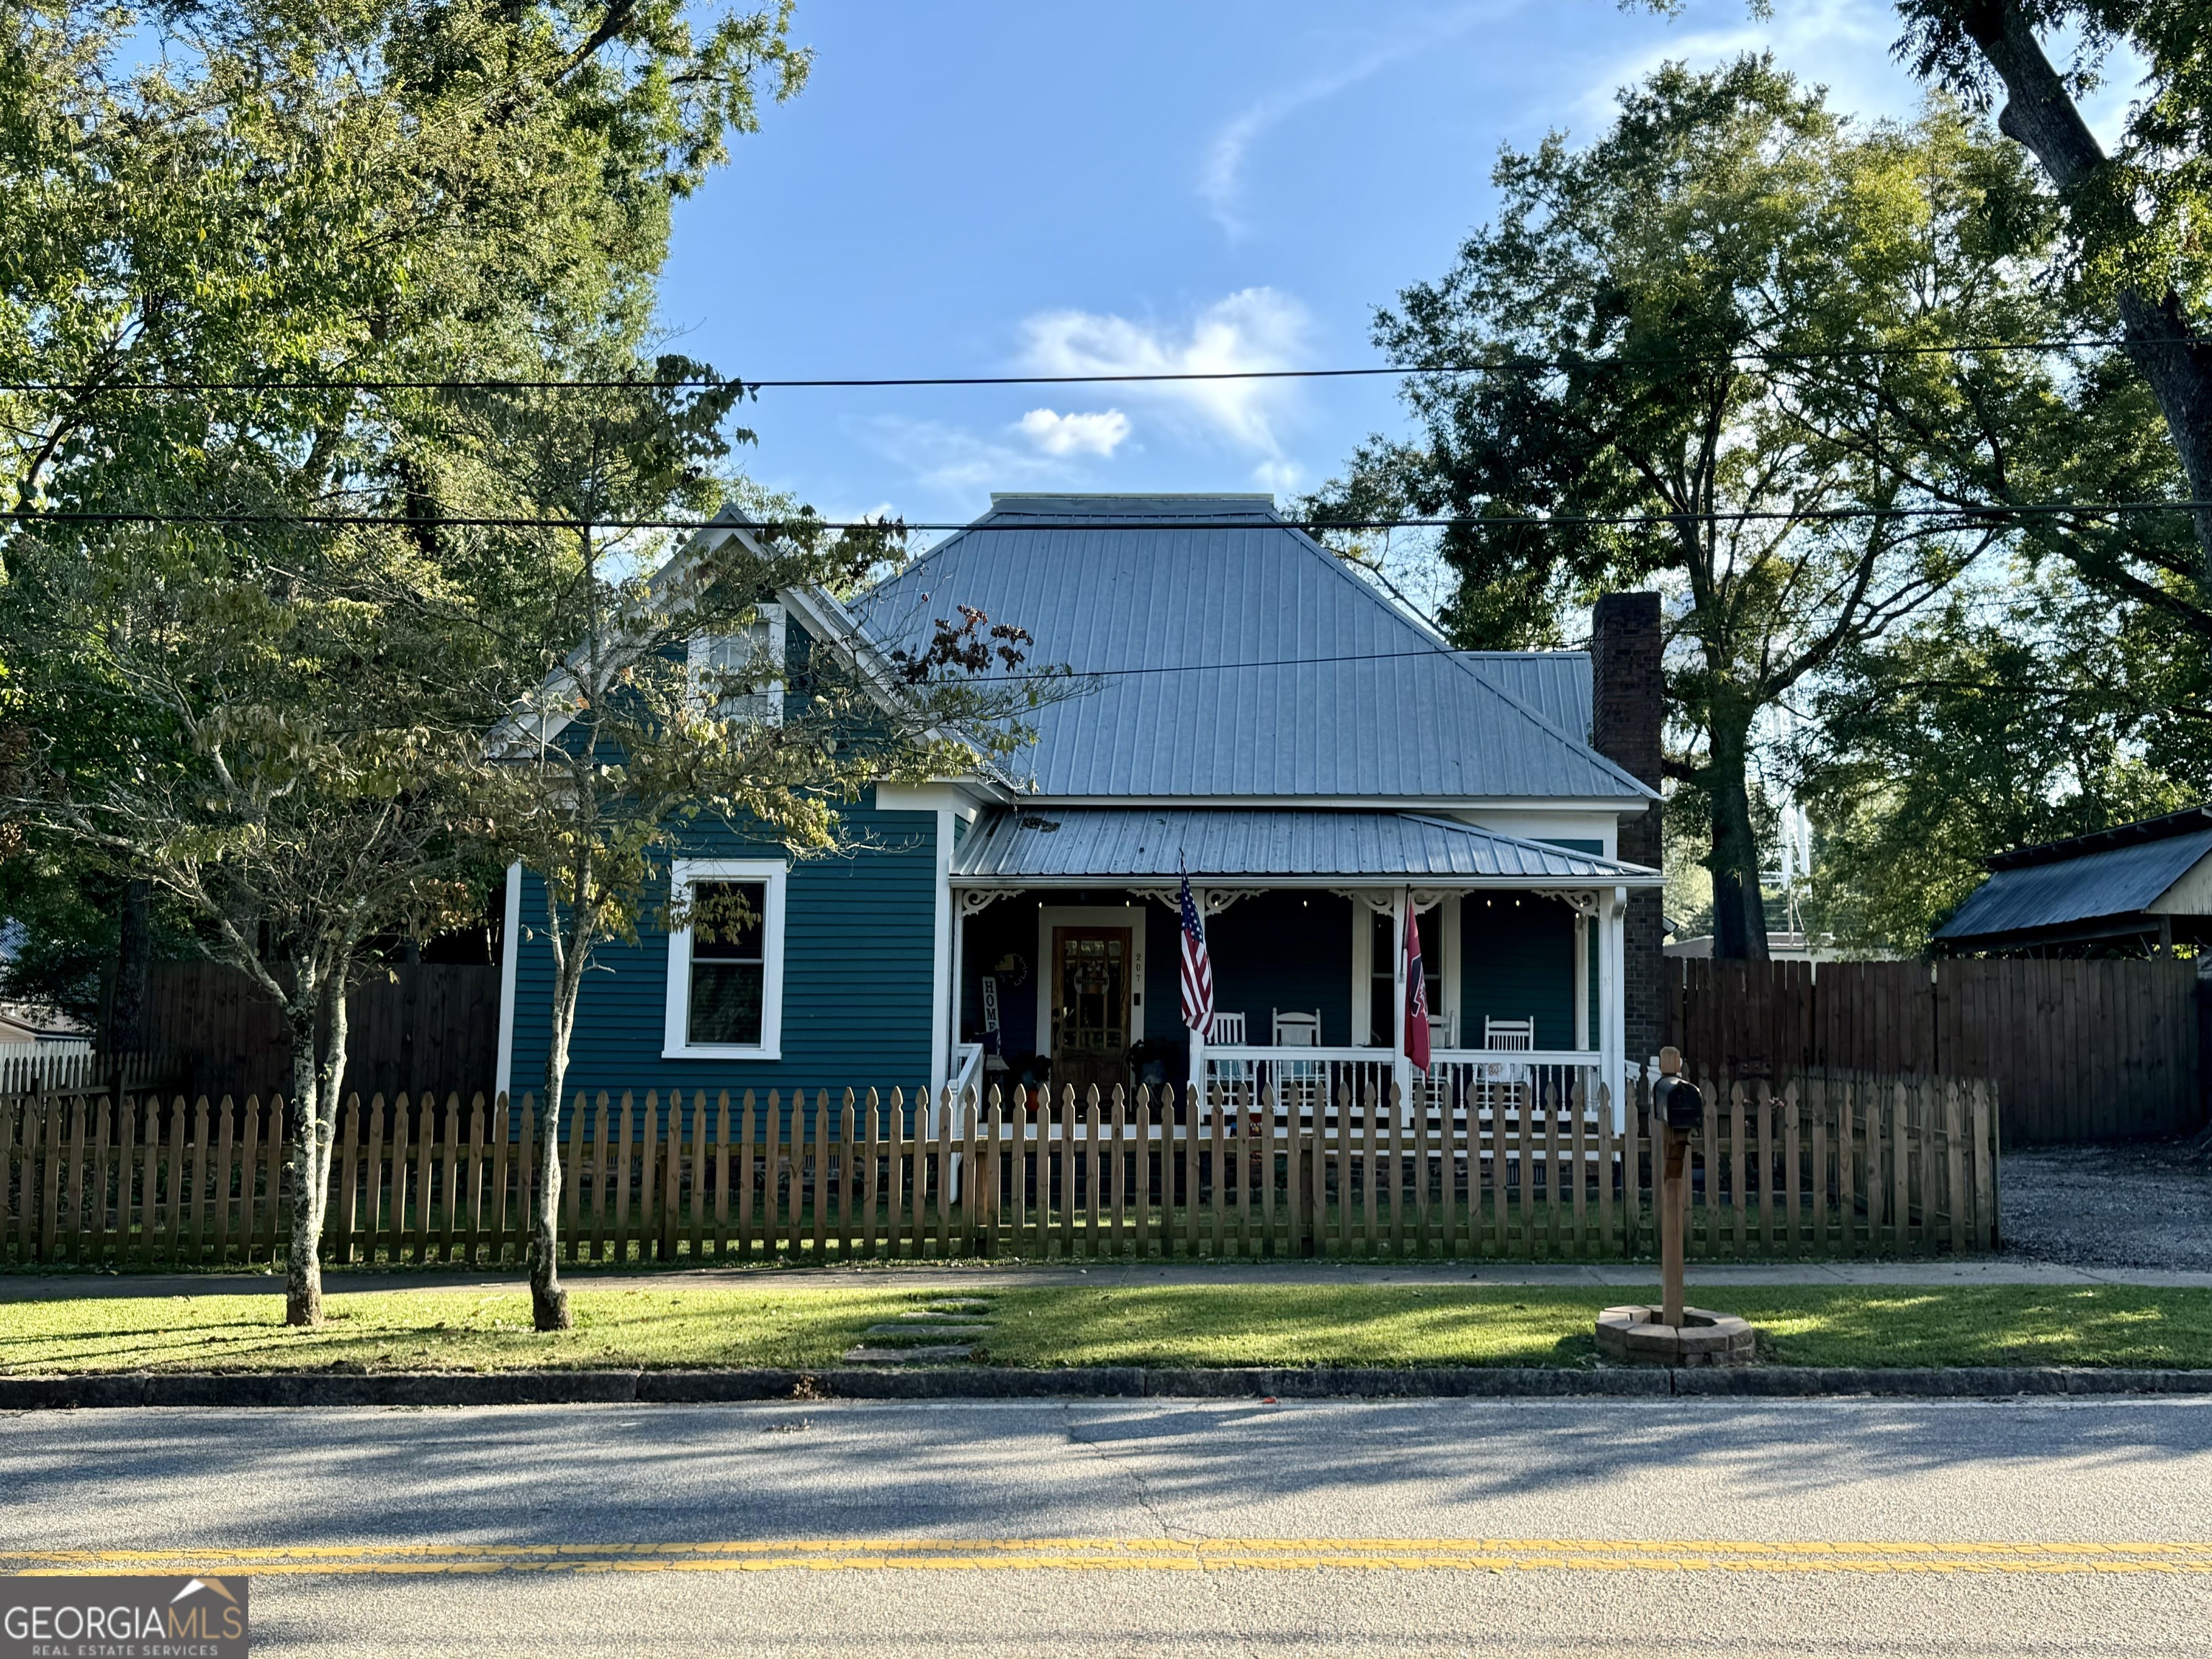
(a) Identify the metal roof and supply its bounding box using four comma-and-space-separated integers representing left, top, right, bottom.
1460, 652, 1592, 742
1934, 824, 2212, 940
849, 495, 1647, 802
952, 806, 1663, 886
1984, 804, 2212, 870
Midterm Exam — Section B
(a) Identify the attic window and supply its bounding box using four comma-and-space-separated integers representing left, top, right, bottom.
687, 602, 786, 726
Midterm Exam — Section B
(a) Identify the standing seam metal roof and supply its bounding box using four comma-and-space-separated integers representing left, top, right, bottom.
953, 806, 1661, 884
849, 495, 1647, 802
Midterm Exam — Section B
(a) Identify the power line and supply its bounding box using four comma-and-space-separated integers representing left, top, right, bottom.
0, 335, 2195, 396
5, 501, 2208, 534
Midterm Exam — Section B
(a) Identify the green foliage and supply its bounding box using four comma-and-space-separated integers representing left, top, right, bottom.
1894, 0, 2212, 323
1794, 570, 2210, 951
0, 0, 809, 1321
1309, 59, 2046, 957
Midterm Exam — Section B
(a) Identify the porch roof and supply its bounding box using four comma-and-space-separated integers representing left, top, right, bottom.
951, 806, 1663, 888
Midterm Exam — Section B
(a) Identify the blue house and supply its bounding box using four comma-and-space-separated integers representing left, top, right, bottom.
495, 493, 1665, 1120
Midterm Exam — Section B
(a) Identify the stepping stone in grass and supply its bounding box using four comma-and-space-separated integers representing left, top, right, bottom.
898, 1310, 992, 1323
862, 1324, 993, 1340
841, 1344, 975, 1364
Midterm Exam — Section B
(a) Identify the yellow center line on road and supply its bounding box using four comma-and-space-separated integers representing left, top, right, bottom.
6, 1538, 2212, 1577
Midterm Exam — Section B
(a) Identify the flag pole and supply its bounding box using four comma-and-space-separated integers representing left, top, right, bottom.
1393, 887, 1411, 1120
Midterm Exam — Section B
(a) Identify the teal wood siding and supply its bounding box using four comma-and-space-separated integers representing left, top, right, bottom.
1207, 891, 1354, 1045
1460, 895, 1578, 1049
508, 789, 940, 1114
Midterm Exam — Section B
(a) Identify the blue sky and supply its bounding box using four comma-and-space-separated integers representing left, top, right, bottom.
657, 0, 2133, 534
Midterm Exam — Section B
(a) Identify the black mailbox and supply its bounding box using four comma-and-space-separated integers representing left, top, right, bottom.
1655, 1074, 1704, 1132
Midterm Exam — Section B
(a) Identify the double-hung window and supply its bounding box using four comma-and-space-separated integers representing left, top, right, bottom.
664, 858, 787, 1058
686, 602, 786, 725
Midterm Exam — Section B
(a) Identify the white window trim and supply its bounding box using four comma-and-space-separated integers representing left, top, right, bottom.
686, 602, 786, 726
663, 857, 788, 1060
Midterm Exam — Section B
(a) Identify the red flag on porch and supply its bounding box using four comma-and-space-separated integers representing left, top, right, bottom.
1403, 902, 1431, 1072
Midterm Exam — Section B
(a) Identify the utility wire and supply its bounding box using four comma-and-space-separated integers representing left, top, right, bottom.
5, 501, 2209, 534
0, 335, 2198, 395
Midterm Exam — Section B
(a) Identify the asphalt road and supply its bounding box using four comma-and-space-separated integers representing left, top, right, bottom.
4, 1396, 2208, 1656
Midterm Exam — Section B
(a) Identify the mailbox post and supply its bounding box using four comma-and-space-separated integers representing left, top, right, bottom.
1593, 1046, 1753, 1367
1652, 1046, 1702, 1330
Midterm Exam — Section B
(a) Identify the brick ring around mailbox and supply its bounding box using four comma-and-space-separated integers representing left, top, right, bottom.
1593, 1046, 1758, 1368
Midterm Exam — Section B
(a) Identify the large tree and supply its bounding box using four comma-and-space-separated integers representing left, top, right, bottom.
1310, 60, 2044, 958
0, 0, 809, 1323
1893, 0, 2212, 617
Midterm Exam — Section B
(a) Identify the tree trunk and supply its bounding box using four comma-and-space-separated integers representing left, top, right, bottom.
284, 967, 349, 1327
284, 993, 324, 1327
1967, 0, 2212, 591
1705, 711, 1770, 963
531, 929, 587, 1332
109, 880, 151, 1050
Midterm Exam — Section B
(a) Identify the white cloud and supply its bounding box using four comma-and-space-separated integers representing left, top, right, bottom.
1018, 287, 1313, 462
1251, 459, 1305, 496
863, 418, 1053, 496
1198, 6, 1504, 236
1017, 408, 1131, 458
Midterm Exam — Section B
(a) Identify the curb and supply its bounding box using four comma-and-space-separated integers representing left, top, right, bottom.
4, 1365, 2211, 1408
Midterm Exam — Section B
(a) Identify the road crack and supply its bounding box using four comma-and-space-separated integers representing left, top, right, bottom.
1060, 1405, 1259, 1659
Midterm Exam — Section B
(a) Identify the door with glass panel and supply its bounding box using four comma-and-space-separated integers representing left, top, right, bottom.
1049, 926, 1131, 1095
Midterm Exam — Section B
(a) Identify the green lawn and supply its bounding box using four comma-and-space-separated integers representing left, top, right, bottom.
4, 1283, 2210, 1375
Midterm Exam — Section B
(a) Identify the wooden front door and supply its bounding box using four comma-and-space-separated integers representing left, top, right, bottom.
1050, 926, 1132, 1095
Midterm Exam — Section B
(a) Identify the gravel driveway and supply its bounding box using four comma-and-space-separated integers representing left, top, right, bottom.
2000, 1136, 2212, 1269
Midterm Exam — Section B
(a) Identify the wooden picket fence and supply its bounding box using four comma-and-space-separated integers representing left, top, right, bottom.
1, 1068, 2000, 1269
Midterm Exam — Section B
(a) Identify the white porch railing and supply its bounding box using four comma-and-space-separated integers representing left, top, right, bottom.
1199, 1046, 1607, 1133
935, 1043, 985, 1200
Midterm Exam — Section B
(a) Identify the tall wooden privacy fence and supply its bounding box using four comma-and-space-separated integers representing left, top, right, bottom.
122, 961, 502, 1107
1, 1071, 2000, 1268
1669, 956, 2202, 1143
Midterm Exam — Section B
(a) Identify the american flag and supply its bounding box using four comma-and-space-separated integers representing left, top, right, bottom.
1403, 900, 1432, 1072
1179, 867, 1215, 1038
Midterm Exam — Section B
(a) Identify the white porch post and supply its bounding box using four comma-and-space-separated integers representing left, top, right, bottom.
949, 888, 966, 1084
928, 807, 953, 1094
1391, 888, 1411, 1114
1599, 885, 1627, 1129
1573, 912, 1591, 1052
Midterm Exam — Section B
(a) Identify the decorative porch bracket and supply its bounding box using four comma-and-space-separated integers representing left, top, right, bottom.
1327, 888, 1397, 912
1135, 886, 1253, 917
1532, 888, 1601, 917
956, 888, 1020, 919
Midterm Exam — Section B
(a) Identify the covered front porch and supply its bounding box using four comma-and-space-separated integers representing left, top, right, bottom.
944, 808, 1660, 1124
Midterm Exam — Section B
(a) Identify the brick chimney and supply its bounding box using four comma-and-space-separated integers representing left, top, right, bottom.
1591, 593, 1665, 1066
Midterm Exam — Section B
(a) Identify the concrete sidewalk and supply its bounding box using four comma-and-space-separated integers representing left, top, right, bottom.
5, 1256, 2210, 1300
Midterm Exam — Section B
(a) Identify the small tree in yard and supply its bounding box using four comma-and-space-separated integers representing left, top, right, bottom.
7, 523, 489, 1326
464, 376, 1064, 1331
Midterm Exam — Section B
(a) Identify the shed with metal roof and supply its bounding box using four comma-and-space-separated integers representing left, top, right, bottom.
1933, 806, 2212, 956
